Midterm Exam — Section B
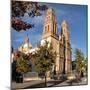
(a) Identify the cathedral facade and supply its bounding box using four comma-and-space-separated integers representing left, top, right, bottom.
41, 8, 72, 75
18, 8, 72, 75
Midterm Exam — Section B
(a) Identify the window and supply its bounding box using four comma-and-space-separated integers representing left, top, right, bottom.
45, 26, 47, 33
48, 25, 49, 31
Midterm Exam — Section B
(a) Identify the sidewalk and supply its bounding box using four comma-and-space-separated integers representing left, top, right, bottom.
12, 80, 45, 89
11, 79, 64, 89
55, 77, 87, 87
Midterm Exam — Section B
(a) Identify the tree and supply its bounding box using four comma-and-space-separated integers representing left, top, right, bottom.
74, 48, 87, 78
35, 41, 56, 86
82, 57, 88, 76
16, 51, 30, 74
85, 58, 88, 71
12, 50, 31, 83
11, 0, 48, 31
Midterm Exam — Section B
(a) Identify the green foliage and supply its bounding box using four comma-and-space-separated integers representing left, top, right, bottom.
16, 52, 30, 74
35, 41, 56, 75
74, 48, 87, 76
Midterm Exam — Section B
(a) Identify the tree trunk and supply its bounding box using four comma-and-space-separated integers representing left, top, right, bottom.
45, 73, 47, 87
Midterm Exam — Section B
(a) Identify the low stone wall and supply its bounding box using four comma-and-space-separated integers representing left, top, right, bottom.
23, 72, 52, 82
24, 77, 39, 81
24, 72, 38, 81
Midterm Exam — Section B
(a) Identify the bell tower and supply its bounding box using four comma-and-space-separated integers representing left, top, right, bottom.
42, 8, 60, 74
61, 20, 70, 42
42, 8, 58, 40
61, 20, 72, 74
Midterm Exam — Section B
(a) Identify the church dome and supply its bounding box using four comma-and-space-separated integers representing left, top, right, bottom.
18, 35, 32, 53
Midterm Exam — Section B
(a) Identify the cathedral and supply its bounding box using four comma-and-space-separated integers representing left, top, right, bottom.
18, 8, 72, 75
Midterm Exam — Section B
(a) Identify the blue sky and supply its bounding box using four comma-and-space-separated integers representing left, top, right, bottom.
11, 2, 88, 60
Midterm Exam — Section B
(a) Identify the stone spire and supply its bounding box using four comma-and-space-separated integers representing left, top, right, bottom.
24, 34, 29, 44
61, 20, 70, 42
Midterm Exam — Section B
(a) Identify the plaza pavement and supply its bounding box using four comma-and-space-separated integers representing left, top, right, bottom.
11, 76, 87, 89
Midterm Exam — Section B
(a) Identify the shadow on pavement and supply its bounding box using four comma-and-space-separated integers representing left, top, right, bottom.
65, 78, 87, 86
66, 79, 80, 86
24, 79, 66, 89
